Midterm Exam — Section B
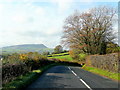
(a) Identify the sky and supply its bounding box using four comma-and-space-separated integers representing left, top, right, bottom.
0, 0, 119, 48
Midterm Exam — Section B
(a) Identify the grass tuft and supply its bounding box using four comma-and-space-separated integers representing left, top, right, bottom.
32, 70, 41, 73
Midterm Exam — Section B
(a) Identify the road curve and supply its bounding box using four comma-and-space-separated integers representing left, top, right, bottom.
26, 65, 119, 89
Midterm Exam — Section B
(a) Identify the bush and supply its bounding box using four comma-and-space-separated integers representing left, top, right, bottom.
69, 50, 79, 60
69, 50, 87, 63
2, 63, 29, 85
2, 53, 23, 65
106, 47, 120, 53
79, 53, 87, 62
2, 52, 49, 85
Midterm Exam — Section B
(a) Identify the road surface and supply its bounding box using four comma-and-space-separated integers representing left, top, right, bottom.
26, 66, 119, 89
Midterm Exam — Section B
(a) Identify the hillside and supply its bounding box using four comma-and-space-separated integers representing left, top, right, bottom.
2, 44, 53, 54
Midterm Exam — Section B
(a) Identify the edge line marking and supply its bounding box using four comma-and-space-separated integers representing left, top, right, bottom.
68, 67, 92, 90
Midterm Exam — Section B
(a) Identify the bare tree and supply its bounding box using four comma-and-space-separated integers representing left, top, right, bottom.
62, 6, 117, 54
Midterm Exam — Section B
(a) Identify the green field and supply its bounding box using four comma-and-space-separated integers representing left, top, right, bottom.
48, 52, 69, 56
48, 53, 73, 61
48, 55, 72, 61
48, 52, 88, 62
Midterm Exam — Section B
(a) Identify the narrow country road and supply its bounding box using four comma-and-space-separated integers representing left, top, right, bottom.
26, 66, 119, 89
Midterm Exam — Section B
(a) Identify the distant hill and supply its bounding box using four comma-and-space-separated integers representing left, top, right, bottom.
2, 44, 53, 54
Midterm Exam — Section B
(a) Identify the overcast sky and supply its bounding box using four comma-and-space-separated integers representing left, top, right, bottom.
0, 0, 119, 48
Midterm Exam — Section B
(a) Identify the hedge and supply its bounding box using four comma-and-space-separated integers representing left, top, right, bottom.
86, 53, 119, 73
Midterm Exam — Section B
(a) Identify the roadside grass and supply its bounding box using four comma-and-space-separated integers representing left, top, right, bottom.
2, 63, 58, 90
82, 65, 120, 81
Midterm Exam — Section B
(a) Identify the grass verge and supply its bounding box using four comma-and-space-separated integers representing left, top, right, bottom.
82, 65, 120, 82
2, 63, 58, 90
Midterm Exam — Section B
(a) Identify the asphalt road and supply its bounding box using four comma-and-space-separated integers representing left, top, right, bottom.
26, 65, 119, 89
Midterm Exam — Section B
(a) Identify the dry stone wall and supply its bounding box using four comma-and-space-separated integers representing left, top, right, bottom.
86, 53, 119, 73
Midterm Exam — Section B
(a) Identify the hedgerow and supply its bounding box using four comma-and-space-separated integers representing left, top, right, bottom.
2, 52, 49, 85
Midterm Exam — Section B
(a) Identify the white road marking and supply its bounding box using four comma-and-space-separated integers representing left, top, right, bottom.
68, 67, 77, 76
71, 71, 77, 76
80, 79, 92, 90
68, 67, 92, 90
68, 67, 71, 70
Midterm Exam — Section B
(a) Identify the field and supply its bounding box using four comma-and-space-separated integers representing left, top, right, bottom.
48, 53, 73, 61
48, 53, 88, 63
48, 55, 72, 61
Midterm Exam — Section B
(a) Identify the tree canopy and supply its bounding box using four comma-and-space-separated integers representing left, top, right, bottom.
53, 45, 63, 54
62, 6, 117, 55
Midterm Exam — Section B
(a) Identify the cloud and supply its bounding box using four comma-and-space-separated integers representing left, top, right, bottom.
0, 0, 119, 3
12, 14, 27, 23
0, 2, 47, 47
0, 0, 118, 48
35, 7, 45, 15
0, 2, 62, 47
50, 0, 73, 13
